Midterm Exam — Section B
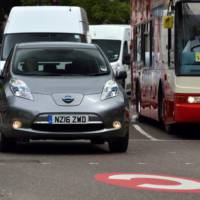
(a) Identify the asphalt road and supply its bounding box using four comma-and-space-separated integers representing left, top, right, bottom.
0, 112, 200, 199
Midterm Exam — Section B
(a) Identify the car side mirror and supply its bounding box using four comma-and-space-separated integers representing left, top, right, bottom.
123, 54, 130, 65
115, 70, 127, 80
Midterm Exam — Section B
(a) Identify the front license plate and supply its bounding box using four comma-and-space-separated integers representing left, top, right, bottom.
48, 115, 89, 124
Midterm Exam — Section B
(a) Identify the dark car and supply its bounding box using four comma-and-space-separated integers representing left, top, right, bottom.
0, 42, 129, 152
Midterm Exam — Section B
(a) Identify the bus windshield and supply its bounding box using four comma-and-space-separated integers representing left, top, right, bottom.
92, 39, 121, 63
2, 33, 86, 60
176, 2, 200, 76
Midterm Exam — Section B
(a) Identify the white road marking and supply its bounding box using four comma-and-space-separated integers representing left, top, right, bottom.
185, 163, 193, 165
133, 124, 159, 141
132, 139, 197, 142
131, 114, 138, 123
137, 162, 146, 165
169, 151, 176, 154
89, 162, 99, 165
109, 174, 200, 190
40, 162, 51, 165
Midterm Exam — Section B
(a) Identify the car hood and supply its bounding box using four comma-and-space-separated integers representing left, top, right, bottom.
14, 75, 111, 95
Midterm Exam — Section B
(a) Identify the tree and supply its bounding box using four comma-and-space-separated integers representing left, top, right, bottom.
0, 0, 21, 14
20, 0, 50, 5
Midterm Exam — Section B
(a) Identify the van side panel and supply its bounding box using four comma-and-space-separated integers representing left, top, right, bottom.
4, 6, 88, 34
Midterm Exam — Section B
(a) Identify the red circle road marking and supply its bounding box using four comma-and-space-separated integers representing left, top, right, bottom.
95, 173, 200, 193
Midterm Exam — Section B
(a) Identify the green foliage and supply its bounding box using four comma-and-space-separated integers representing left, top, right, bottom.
20, 0, 130, 24
21, 0, 50, 5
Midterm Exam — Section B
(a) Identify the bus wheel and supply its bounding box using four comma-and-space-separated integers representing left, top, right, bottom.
158, 89, 164, 123
158, 91, 176, 134
164, 124, 177, 135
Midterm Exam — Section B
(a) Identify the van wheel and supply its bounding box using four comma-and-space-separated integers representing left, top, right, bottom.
108, 132, 129, 153
0, 134, 17, 152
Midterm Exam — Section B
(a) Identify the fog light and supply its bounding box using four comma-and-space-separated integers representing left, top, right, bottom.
13, 121, 22, 129
113, 121, 121, 129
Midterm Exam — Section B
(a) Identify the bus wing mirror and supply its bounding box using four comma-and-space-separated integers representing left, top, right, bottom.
163, 15, 173, 29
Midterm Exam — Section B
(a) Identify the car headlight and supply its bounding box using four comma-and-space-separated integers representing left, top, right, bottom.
101, 80, 119, 100
10, 79, 34, 100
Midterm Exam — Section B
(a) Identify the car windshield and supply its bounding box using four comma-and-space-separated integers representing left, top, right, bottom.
13, 47, 110, 76
92, 39, 121, 63
2, 33, 86, 60
176, 2, 200, 75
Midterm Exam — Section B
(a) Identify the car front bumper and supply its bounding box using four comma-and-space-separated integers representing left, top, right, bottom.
3, 92, 129, 140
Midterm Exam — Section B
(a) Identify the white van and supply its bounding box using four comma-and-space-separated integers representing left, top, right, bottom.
0, 6, 89, 70
89, 25, 131, 93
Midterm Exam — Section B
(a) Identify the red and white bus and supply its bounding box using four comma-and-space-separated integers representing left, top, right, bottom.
130, 0, 200, 133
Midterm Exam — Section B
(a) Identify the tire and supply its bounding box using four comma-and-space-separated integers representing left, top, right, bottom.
0, 134, 17, 152
158, 88, 164, 124
164, 124, 177, 135
108, 132, 129, 153
158, 87, 176, 134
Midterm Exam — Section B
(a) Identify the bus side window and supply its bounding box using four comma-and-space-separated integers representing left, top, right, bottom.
144, 22, 153, 68
150, 21, 154, 67
136, 26, 142, 64
141, 24, 145, 66
133, 27, 137, 62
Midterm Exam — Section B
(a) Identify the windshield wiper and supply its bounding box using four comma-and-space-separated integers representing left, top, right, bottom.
21, 72, 64, 76
88, 72, 109, 76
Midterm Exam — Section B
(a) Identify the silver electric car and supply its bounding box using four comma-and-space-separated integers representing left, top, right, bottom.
0, 42, 129, 152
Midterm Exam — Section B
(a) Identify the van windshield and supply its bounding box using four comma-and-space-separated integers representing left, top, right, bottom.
13, 48, 110, 76
2, 33, 86, 60
92, 40, 121, 63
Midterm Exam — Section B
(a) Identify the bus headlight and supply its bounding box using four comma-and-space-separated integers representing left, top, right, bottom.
188, 96, 200, 103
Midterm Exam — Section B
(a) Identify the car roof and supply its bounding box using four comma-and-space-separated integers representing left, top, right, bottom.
15, 42, 97, 49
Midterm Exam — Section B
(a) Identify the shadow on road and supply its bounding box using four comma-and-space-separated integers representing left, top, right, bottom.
14, 140, 109, 155
134, 117, 200, 140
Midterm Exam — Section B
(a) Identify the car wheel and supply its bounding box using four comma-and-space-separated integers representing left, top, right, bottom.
108, 132, 129, 153
0, 134, 17, 152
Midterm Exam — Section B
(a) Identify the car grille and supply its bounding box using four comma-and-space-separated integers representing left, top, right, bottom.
32, 124, 104, 132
